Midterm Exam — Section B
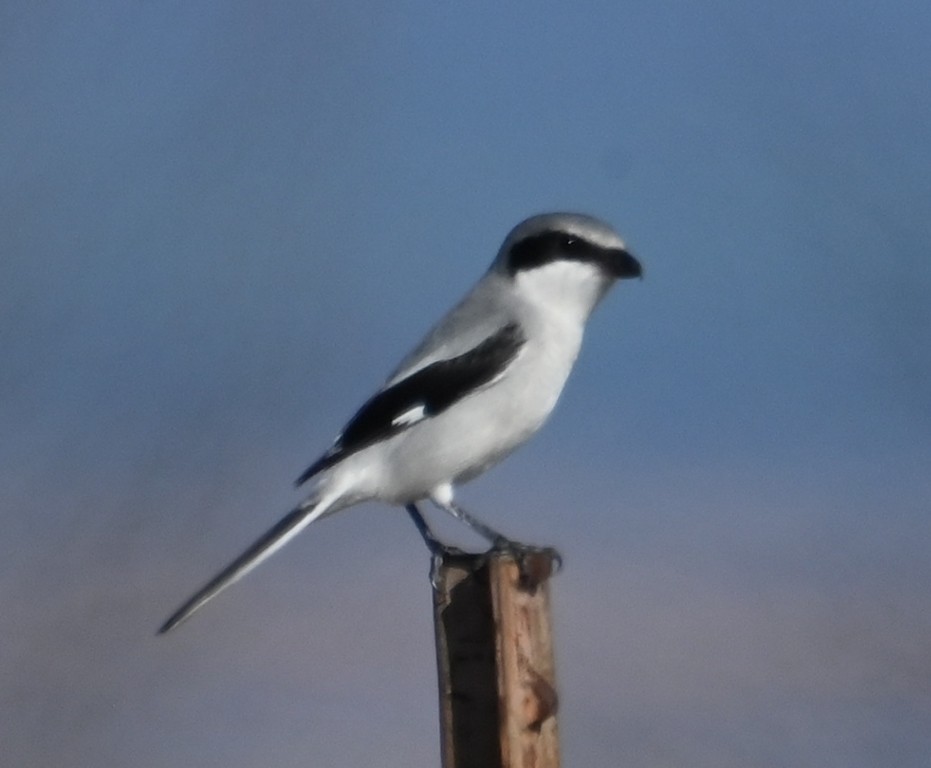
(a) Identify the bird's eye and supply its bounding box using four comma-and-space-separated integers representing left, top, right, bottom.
562, 235, 583, 252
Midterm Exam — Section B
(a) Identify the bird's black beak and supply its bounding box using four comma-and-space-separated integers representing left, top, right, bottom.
608, 248, 643, 280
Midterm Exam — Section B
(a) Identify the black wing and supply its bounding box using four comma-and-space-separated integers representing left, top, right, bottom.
295, 322, 525, 486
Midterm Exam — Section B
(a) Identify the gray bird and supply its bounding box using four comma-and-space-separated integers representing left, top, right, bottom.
159, 212, 641, 633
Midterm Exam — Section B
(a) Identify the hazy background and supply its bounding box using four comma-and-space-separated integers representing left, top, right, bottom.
3, 2, 930, 766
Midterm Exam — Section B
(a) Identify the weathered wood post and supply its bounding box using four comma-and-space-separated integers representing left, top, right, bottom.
432, 550, 560, 768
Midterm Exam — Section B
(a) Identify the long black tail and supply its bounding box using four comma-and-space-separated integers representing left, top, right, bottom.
158, 497, 328, 634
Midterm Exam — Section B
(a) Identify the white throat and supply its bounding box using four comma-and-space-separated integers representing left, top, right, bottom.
512, 260, 609, 323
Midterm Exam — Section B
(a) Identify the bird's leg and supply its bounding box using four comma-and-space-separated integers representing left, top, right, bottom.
435, 499, 510, 547
405, 503, 468, 588
433, 499, 563, 582
405, 502, 443, 552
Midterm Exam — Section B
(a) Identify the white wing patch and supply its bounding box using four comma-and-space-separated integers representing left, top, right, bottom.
391, 403, 427, 427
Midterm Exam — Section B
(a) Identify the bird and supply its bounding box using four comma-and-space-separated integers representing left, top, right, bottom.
158, 212, 641, 633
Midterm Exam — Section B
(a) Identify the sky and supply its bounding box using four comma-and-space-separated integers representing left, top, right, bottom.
2, 1, 930, 765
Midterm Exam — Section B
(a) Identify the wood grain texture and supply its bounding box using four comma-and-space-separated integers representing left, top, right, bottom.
432, 551, 559, 768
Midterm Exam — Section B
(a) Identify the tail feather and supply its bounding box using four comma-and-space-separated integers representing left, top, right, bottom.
158, 496, 332, 634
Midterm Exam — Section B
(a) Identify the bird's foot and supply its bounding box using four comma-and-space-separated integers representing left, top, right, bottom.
427, 542, 471, 590
421, 533, 562, 593
489, 537, 562, 591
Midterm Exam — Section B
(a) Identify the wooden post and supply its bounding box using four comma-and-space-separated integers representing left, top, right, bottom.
432, 550, 560, 768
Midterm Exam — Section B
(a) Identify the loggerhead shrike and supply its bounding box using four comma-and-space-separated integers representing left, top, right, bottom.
158, 212, 641, 633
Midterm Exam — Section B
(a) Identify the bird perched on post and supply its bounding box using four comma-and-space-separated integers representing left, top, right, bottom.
159, 212, 641, 633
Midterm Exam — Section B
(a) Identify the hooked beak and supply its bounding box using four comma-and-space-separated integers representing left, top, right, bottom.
608, 247, 643, 280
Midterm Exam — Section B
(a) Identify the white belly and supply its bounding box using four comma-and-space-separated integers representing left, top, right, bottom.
327, 314, 584, 505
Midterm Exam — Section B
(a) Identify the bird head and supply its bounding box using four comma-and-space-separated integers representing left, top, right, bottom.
492, 212, 642, 318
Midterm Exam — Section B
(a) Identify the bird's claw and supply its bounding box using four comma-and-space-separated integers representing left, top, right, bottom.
489, 538, 562, 591
424, 537, 561, 593
427, 543, 470, 590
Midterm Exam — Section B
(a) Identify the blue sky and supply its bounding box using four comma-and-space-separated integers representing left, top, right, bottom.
3, 1, 930, 765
